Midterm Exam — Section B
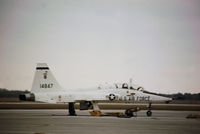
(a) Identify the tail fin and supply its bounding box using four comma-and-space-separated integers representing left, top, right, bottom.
31, 63, 61, 93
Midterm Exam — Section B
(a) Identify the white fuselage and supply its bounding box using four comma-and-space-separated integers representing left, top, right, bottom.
33, 87, 171, 104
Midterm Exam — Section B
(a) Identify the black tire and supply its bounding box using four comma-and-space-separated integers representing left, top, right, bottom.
69, 102, 76, 116
147, 110, 152, 117
125, 109, 134, 117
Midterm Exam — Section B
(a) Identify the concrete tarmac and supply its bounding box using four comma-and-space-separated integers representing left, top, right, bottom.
0, 110, 200, 134
1, 103, 200, 111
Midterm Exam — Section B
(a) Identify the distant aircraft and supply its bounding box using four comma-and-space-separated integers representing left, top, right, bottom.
19, 63, 172, 117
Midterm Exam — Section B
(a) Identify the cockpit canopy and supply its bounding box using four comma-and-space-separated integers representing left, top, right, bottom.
99, 83, 144, 91
115, 83, 144, 91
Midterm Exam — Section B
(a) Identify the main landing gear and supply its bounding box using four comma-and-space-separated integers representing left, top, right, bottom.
146, 102, 152, 117
68, 102, 77, 116
68, 102, 152, 117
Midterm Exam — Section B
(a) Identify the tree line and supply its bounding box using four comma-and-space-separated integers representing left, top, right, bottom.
0, 88, 29, 98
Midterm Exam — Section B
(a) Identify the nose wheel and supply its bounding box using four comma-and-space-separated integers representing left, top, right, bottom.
146, 102, 152, 117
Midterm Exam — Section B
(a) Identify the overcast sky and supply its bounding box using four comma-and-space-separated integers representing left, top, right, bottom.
0, 0, 200, 93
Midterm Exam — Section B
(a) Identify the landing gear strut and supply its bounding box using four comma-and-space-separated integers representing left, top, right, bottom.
146, 102, 152, 117
68, 102, 76, 116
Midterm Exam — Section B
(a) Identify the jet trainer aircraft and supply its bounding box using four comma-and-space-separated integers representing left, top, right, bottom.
19, 63, 172, 117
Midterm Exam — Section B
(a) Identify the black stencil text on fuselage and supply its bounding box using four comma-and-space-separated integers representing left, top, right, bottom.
40, 83, 53, 88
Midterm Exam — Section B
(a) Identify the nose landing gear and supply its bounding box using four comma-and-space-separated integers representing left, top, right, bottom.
146, 102, 152, 117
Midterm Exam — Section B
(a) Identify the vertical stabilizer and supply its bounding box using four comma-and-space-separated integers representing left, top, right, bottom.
31, 63, 61, 93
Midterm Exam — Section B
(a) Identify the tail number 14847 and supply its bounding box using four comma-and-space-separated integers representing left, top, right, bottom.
40, 83, 53, 88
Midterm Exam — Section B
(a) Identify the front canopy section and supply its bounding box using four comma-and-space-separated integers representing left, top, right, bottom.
97, 82, 145, 91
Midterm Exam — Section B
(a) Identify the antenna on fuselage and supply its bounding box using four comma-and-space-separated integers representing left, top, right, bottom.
129, 78, 133, 89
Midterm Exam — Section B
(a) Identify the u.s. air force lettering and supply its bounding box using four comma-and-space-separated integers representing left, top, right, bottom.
136, 96, 150, 101
40, 83, 53, 88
